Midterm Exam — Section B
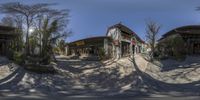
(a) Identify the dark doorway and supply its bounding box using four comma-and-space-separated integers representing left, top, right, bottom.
193, 43, 200, 54
132, 45, 135, 54
121, 41, 130, 57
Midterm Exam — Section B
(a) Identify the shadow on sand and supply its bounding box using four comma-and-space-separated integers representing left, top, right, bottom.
130, 57, 200, 96
1, 57, 200, 99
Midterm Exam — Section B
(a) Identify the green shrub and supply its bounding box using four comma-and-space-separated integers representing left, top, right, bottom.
170, 35, 186, 60
160, 34, 186, 61
13, 51, 24, 64
98, 48, 106, 60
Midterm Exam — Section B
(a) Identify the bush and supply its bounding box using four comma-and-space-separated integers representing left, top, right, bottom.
25, 64, 56, 74
159, 34, 186, 61
98, 48, 106, 60
13, 51, 24, 64
170, 35, 186, 60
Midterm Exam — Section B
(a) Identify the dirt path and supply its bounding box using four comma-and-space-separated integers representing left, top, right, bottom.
56, 57, 137, 92
1, 55, 200, 98
134, 54, 200, 84
134, 54, 148, 72
132, 54, 200, 96
0, 56, 139, 97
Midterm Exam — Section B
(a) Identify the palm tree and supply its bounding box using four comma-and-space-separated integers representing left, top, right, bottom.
39, 18, 67, 64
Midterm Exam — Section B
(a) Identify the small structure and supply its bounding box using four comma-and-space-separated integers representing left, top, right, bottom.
67, 23, 145, 59
0, 26, 18, 57
159, 25, 200, 55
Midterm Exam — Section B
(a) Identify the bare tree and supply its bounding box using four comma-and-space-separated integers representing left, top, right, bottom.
145, 20, 161, 60
0, 15, 15, 26
1, 14, 24, 29
0, 2, 72, 65
0, 2, 53, 56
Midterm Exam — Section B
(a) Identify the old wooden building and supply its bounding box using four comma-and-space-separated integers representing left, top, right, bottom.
159, 25, 200, 55
67, 36, 111, 57
0, 26, 18, 57
67, 23, 145, 59
106, 23, 145, 59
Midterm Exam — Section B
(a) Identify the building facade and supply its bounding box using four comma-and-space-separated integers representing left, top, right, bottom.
67, 23, 145, 59
0, 26, 18, 58
66, 36, 111, 57
159, 25, 200, 56
106, 23, 145, 59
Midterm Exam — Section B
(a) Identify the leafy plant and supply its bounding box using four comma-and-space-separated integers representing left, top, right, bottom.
160, 34, 186, 60
13, 51, 24, 64
98, 48, 106, 60
58, 39, 66, 55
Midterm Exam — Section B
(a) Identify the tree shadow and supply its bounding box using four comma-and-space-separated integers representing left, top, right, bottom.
56, 60, 103, 74
102, 58, 118, 66
0, 65, 74, 97
129, 57, 200, 96
0, 68, 23, 85
55, 57, 152, 97
159, 56, 200, 72
2, 56, 200, 98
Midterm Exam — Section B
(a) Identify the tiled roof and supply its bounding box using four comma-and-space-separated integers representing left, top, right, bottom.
69, 36, 110, 44
159, 25, 200, 41
107, 23, 145, 43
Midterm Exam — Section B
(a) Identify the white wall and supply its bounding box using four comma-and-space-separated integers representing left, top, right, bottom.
107, 28, 122, 59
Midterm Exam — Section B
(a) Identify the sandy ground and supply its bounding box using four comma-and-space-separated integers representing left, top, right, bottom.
145, 56, 200, 84
0, 56, 142, 99
1, 55, 200, 99
0, 57, 14, 79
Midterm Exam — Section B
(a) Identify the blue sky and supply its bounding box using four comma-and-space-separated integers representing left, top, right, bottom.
0, 0, 200, 42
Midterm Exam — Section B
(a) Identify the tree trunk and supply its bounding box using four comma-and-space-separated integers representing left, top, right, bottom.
25, 16, 30, 56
